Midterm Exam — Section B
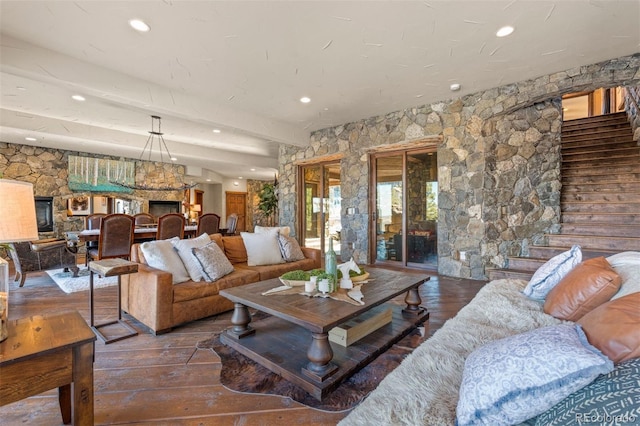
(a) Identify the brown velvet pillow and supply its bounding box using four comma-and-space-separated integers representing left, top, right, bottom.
221, 235, 248, 264
578, 292, 640, 363
544, 257, 621, 321
209, 233, 224, 251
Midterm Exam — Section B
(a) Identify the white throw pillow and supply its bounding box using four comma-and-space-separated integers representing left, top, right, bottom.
523, 245, 582, 300
140, 237, 190, 284
254, 225, 290, 237
192, 242, 234, 282
241, 230, 285, 266
607, 251, 640, 300
171, 233, 212, 282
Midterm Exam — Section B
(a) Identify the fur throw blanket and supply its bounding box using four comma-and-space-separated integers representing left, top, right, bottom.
339, 279, 564, 426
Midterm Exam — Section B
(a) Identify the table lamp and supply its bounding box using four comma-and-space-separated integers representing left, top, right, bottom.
190, 204, 201, 223
0, 179, 39, 342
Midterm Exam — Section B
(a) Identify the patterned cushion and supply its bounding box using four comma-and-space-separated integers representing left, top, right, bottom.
523, 245, 582, 300
525, 357, 640, 426
192, 242, 234, 282
278, 234, 305, 262
456, 324, 614, 426
171, 233, 212, 282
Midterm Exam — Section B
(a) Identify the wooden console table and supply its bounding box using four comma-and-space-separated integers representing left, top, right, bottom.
0, 311, 96, 425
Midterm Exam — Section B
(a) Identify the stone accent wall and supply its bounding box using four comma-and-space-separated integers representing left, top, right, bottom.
624, 86, 640, 141
279, 53, 640, 279
0, 143, 186, 238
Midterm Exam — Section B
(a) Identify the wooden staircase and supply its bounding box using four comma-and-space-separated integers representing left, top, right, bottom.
489, 112, 640, 281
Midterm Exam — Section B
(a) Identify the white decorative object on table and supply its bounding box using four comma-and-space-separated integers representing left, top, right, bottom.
304, 281, 315, 293
338, 257, 361, 289
318, 278, 330, 294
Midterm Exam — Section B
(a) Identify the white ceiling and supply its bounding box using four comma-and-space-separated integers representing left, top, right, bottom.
1, 1, 638, 183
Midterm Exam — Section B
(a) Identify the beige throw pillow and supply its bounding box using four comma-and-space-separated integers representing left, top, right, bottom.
240, 230, 285, 266
140, 237, 190, 284
255, 225, 291, 237
192, 242, 234, 282
171, 233, 212, 282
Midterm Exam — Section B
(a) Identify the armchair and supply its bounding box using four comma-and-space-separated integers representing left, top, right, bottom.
9, 239, 80, 287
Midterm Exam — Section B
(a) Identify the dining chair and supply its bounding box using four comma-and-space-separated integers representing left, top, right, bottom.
86, 214, 135, 262
156, 213, 185, 240
219, 213, 238, 236
133, 212, 155, 226
197, 213, 220, 235
84, 213, 106, 266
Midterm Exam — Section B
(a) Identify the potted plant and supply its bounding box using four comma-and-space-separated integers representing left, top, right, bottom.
257, 182, 278, 226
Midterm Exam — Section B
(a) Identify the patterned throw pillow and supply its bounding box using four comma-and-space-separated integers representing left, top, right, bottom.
456, 324, 614, 426
278, 233, 305, 262
525, 357, 640, 426
523, 245, 582, 300
171, 233, 212, 282
192, 242, 234, 282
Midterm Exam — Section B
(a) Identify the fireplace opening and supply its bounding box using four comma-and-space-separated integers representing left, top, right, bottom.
148, 200, 181, 219
35, 196, 54, 233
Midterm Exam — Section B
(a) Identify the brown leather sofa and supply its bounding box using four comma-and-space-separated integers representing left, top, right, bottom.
121, 233, 321, 334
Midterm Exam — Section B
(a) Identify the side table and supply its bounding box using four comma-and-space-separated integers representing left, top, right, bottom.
0, 311, 96, 425
89, 258, 139, 344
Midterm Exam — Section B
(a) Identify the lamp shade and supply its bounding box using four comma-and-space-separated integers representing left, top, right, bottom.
0, 179, 39, 243
192, 204, 202, 213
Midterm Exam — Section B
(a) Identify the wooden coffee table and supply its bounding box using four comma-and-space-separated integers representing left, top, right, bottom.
219, 266, 430, 400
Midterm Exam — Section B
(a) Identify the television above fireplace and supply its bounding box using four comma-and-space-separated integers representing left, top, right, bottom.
148, 200, 181, 218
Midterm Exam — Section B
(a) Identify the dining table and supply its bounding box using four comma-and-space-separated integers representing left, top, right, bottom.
78, 224, 198, 243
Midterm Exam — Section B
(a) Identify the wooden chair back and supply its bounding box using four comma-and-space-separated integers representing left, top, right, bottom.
197, 213, 220, 236
134, 213, 155, 226
156, 213, 185, 240
94, 214, 135, 260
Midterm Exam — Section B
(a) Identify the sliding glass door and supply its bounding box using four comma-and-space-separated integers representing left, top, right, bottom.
300, 161, 341, 256
373, 149, 437, 269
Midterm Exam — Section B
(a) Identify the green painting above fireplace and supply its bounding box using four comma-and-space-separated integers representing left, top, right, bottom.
68, 155, 134, 193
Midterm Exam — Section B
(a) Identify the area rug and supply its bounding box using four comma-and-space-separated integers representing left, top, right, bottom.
46, 266, 118, 294
197, 315, 425, 412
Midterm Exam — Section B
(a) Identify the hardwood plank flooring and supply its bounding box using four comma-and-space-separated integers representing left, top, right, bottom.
0, 266, 485, 425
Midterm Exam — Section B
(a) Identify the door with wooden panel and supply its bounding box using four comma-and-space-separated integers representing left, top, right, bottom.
225, 191, 247, 233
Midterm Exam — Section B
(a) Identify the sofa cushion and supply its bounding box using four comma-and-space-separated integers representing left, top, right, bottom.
192, 241, 235, 282
578, 292, 640, 364
255, 225, 290, 237
171, 233, 212, 282
544, 257, 622, 321
241, 230, 285, 266
523, 245, 582, 300
525, 357, 640, 426
607, 251, 640, 300
456, 324, 614, 426
278, 233, 305, 262
172, 268, 259, 303
140, 238, 190, 284
222, 236, 247, 264
209, 233, 224, 250
236, 257, 318, 281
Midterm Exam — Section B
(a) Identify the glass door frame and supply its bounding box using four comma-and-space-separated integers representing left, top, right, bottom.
369, 146, 438, 270
297, 159, 341, 255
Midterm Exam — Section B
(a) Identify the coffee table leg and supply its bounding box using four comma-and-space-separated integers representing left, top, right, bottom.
402, 286, 424, 316
302, 332, 338, 382
226, 303, 255, 339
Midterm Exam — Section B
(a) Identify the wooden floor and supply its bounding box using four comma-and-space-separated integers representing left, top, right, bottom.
0, 266, 485, 425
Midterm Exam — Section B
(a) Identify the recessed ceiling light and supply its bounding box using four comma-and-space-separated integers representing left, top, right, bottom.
450, 83, 461, 91
213, 129, 221, 133
16, 86, 26, 91
250, 168, 256, 171
25, 137, 37, 141
206, 179, 211, 182
71, 95, 85, 101
129, 19, 150, 32
300, 96, 311, 103
233, 181, 239, 186
238, 176, 243, 179
171, 157, 178, 161
496, 26, 515, 37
